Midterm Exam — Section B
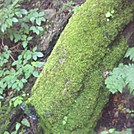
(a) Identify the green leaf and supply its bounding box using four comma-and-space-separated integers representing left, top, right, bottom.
38, 12, 44, 16
4, 131, 10, 134
33, 47, 37, 52
124, 47, 134, 62
30, 17, 35, 23
7, 18, 13, 26
62, 120, 66, 125
21, 118, 30, 127
37, 26, 44, 31
27, 36, 33, 41
1, 24, 7, 32
12, 17, 18, 23
106, 11, 111, 18
109, 128, 115, 133
0, 88, 3, 94
34, 52, 43, 58
33, 52, 43, 60
11, 131, 17, 134
22, 41, 28, 48
20, 9, 28, 15
100, 131, 108, 134
21, 78, 27, 83
15, 122, 21, 131
105, 64, 127, 94
14, 34, 21, 43
33, 71, 39, 77
36, 18, 41, 25
30, 26, 39, 35
0, 95, 4, 100
111, 10, 115, 14
15, 11, 23, 17
31, 61, 44, 67
12, 83, 18, 89
12, 96, 23, 107
10, 34, 14, 41
18, 81, 24, 89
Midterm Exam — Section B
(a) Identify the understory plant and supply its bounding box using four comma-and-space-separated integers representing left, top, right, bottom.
105, 47, 134, 95
0, 0, 46, 133
100, 128, 132, 134
104, 47, 134, 134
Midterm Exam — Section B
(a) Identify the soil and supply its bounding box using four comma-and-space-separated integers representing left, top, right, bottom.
1, 0, 134, 134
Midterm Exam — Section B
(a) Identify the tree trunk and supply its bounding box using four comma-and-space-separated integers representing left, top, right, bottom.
28, 0, 134, 133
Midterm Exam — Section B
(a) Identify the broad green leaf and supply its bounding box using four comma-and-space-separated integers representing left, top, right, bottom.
18, 81, 23, 89
14, 99, 23, 107
33, 47, 37, 52
111, 10, 115, 14
27, 36, 33, 41
10, 34, 14, 41
106, 12, 111, 18
14, 34, 21, 43
33, 71, 38, 77
20, 9, 28, 15
37, 26, 43, 31
15, 11, 23, 17
21, 118, 30, 127
22, 41, 28, 48
12, 17, 18, 23
38, 12, 44, 16
30, 26, 39, 35
4, 131, 10, 134
35, 52, 43, 57
124, 47, 134, 62
21, 78, 27, 83
0, 88, 3, 94
11, 131, 17, 134
12, 82, 18, 89
15, 122, 21, 131
0, 95, 4, 100
62, 120, 66, 125
109, 128, 115, 133
100, 131, 108, 134
36, 18, 41, 25
31, 61, 44, 67
30, 17, 35, 23
7, 18, 13, 26
1, 24, 7, 32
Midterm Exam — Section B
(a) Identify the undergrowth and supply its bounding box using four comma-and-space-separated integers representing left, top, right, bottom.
104, 47, 134, 134
105, 47, 134, 95
0, 0, 46, 133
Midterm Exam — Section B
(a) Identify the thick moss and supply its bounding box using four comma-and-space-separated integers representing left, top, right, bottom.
28, 0, 134, 133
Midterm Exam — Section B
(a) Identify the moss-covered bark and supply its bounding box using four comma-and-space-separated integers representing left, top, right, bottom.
28, 0, 134, 133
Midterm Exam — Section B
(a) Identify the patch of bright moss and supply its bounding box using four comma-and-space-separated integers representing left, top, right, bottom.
28, 0, 134, 133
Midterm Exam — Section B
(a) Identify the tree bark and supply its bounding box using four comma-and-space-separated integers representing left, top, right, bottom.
28, 0, 134, 133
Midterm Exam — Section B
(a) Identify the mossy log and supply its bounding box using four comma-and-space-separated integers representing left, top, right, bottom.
28, 0, 134, 133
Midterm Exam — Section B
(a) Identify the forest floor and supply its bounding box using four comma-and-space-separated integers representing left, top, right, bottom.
2, 0, 134, 133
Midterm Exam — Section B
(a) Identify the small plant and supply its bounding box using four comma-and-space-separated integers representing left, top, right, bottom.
105, 10, 115, 21
105, 47, 134, 95
62, 1, 79, 13
0, 0, 45, 133
4, 118, 30, 134
100, 128, 132, 134
126, 109, 134, 117
0, 0, 45, 98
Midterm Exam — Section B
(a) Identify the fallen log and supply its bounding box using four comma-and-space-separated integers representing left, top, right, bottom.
28, 0, 134, 133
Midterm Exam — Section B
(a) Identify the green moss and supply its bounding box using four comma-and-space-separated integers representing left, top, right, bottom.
28, 0, 134, 133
